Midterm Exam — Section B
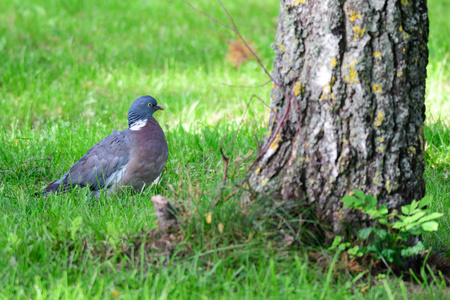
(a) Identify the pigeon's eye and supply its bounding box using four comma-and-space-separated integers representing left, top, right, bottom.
148, 103, 152, 107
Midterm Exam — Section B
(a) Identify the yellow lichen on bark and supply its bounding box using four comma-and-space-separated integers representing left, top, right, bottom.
293, 81, 303, 96
372, 84, 382, 93
330, 58, 337, 68
352, 26, 365, 41
373, 112, 384, 127
419, 125, 425, 149
349, 11, 362, 22
385, 180, 392, 193
344, 61, 358, 84
277, 42, 286, 52
293, 0, 306, 5
270, 133, 282, 151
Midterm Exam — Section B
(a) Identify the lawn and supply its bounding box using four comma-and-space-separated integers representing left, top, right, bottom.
0, 0, 449, 298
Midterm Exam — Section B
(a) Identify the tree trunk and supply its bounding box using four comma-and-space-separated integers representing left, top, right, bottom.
249, 0, 429, 231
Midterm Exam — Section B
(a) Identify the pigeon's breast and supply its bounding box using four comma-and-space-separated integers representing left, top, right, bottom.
122, 118, 168, 190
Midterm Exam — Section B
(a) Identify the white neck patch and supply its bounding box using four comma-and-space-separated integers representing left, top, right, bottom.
130, 119, 147, 131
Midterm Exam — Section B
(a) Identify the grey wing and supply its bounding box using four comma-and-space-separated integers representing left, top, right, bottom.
61, 130, 131, 191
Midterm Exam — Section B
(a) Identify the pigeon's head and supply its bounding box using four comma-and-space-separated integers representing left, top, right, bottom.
128, 95, 164, 127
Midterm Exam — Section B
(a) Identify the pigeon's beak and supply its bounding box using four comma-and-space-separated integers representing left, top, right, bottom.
156, 105, 164, 111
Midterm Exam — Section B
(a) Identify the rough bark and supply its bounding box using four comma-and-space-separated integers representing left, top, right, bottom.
249, 0, 429, 231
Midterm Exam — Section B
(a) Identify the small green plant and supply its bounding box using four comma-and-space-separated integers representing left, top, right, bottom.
329, 191, 443, 265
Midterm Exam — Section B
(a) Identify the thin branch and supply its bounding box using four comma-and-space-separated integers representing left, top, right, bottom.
182, 0, 295, 164
222, 188, 238, 202
219, 139, 229, 185
254, 131, 262, 153
213, 0, 300, 168
225, 94, 274, 155
247, 87, 293, 172
221, 80, 272, 89
182, 0, 321, 196
180, 0, 234, 30
216, 0, 273, 81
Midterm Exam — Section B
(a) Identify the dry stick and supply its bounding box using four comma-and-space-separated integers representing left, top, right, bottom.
219, 140, 229, 185
221, 80, 272, 89
254, 131, 262, 153
182, 0, 302, 200
216, 94, 268, 203
218, 95, 293, 205
214, 94, 269, 205
216, 0, 273, 80
225, 94, 274, 155
181, 0, 291, 109
182, 0, 293, 155
180, 0, 234, 30
247, 91, 293, 172
214, 0, 298, 168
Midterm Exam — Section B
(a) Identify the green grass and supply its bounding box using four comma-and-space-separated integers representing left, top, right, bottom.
1, 0, 450, 298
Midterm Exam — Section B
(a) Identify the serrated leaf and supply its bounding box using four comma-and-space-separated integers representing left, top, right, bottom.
421, 221, 439, 232
354, 190, 366, 200
416, 212, 444, 223
419, 196, 432, 208
342, 196, 358, 207
328, 236, 342, 250
410, 200, 418, 210
373, 228, 389, 240
408, 227, 424, 236
348, 245, 360, 256
409, 208, 423, 215
392, 221, 405, 229
401, 205, 410, 215
405, 221, 423, 231
401, 241, 425, 257
378, 204, 388, 215
364, 208, 376, 216
354, 198, 366, 208
338, 243, 348, 251
357, 228, 372, 240
397, 215, 406, 221
403, 211, 426, 225
378, 218, 388, 225
366, 244, 378, 253
380, 249, 397, 263
366, 195, 377, 208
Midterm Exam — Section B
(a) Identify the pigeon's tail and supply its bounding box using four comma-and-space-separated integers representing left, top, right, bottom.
41, 172, 69, 196
42, 179, 62, 195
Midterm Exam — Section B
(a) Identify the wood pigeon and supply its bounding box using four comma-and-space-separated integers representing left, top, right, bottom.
43, 95, 169, 197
